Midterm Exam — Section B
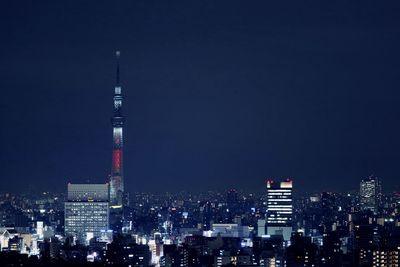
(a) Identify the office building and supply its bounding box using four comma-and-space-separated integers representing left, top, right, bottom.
360, 175, 382, 212
64, 183, 109, 244
266, 179, 293, 241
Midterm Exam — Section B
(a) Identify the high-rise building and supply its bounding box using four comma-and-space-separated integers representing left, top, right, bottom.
266, 179, 293, 241
110, 51, 125, 207
64, 183, 109, 244
360, 175, 382, 212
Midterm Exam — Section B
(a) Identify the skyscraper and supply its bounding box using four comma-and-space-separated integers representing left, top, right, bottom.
360, 175, 382, 212
266, 179, 293, 241
110, 51, 125, 207
64, 183, 109, 244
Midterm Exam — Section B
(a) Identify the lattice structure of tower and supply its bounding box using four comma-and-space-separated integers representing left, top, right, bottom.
110, 51, 125, 207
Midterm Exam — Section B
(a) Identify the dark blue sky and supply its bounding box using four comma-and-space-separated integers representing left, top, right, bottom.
1, 1, 400, 193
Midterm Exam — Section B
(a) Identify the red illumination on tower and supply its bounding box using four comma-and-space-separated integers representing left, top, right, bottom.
110, 51, 125, 206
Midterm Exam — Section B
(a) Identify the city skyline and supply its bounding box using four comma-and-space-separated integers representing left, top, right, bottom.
2, 2, 400, 266
1, 1, 400, 193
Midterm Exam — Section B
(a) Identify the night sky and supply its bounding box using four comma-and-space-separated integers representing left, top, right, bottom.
1, 1, 400, 193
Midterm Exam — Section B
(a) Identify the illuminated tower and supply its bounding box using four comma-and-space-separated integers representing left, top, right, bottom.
110, 51, 125, 207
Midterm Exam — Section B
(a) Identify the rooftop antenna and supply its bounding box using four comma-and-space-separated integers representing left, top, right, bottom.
116, 50, 121, 86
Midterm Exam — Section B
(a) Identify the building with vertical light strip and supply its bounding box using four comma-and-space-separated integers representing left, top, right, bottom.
110, 51, 125, 208
266, 179, 293, 241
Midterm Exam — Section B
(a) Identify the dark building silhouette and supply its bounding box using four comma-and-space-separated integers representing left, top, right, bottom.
106, 235, 151, 266
286, 232, 318, 267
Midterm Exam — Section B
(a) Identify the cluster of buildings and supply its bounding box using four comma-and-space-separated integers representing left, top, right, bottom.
1, 175, 400, 267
